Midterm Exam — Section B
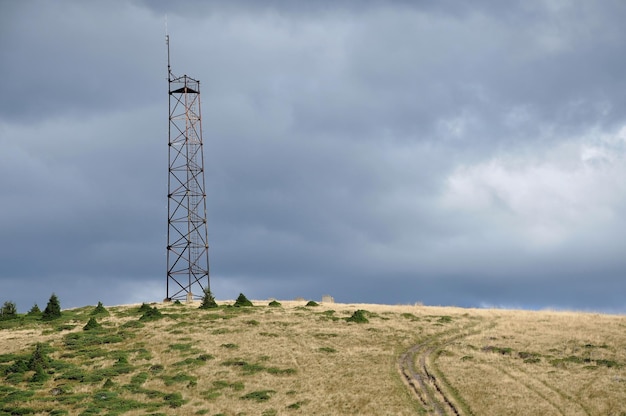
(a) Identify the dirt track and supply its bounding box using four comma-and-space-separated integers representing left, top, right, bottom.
398, 316, 599, 416
398, 325, 480, 415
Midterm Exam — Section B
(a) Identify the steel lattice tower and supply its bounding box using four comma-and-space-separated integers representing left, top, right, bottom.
165, 35, 210, 302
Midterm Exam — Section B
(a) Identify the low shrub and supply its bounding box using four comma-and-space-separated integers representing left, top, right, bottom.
164, 392, 186, 408
234, 293, 253, 307
305, 301, 319, 307
83, 318, 101, 331
138, 303, 152, 313
91, 302, 109, 316
161, 372, 197, 386
346, 310, 369, 324
268, 300, 281, 307
27, 343, 51, 372
199, 289, 219, 309
139, 307, 163, 321
27, 304, 41, 317
1, 301, 18, 320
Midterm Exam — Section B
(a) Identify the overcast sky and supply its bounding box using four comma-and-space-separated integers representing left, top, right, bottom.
1, 0, 625, 313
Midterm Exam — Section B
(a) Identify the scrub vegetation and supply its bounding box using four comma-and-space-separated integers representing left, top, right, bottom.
0, 297, 625, 415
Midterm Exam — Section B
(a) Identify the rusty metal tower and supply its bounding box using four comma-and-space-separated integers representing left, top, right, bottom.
165, 35, 210, 302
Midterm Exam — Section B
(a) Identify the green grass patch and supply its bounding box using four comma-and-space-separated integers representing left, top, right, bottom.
401, 313, 419, 321
220, 359, 296, 376
120, 320, 144, 329
221, 359, 265, 375
483, 346, 513, 355
149, 364, 164, 373
164, 392, 186, 408
0, 387, 35, 404
139, 306, 163, 321
173, 354, 214, 367
63, 330, 124, 351
287, 401, 308, 410
167, 341, 201, 354
313, 332, 338, 339
266, 367, 297, 375
161, 372, 197, 386
240, 390, 275, 402
221, 343, 239, 349
82, 389, 163, 414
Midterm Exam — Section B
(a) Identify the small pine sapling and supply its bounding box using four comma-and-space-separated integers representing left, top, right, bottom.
42, 293, 62, 321
199, 288, 218, 309
234, 293, 253, 307
27, 303, 42, 316
91, 301, 109, 316
83, 317, 102, 331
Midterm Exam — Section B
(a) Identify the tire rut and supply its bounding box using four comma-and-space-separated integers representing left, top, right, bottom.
398, 321, 487, 415
400, 317, 591, 416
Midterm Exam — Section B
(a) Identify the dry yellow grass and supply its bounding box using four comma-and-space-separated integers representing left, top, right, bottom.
0, 300, 624, 415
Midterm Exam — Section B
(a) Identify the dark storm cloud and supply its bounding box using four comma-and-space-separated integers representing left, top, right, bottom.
1, 0, 626, 312
0, 1, 163, 122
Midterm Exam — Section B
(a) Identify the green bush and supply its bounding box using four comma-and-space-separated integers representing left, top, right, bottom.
305, 300, 319, 307
27, 343, 51, 372
346, 310, 369, 324
164, 392, 186, 408
139, 307, 163, 321
1, 301, 18, 320
4, 358, 28, 375
234, 293, 253, 307
83, 317, 101, 331
42, 293, 62, 321
138, 303, 152, 313
27, 304, 41, 316
30, 363, 49, 383
268, 300, 282, 307
199, 288, 218, 309
91, 302, 109, 316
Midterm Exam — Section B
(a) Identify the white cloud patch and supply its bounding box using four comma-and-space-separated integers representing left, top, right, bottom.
441, 126, 626, 248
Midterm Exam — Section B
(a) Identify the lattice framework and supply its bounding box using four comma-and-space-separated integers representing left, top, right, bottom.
165, 36, 210, 301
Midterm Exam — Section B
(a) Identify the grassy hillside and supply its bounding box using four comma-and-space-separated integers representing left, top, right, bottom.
0, 300, 625, 415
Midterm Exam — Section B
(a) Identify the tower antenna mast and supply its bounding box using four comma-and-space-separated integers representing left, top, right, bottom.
165, 35, 211, 302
